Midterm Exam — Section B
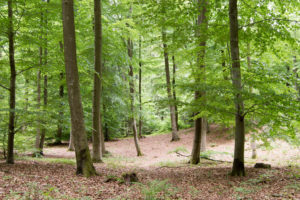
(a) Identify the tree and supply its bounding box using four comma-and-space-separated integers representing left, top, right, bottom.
190, 0, 208, 165
172, 56, 179, 131
6, 0, 16, 164
162, 29, 179, 141
92, 0, 103, 162
229, 0, 245, 176
62, 0, 96, 177
127, 38, 142, 156
138, 37, 143, 139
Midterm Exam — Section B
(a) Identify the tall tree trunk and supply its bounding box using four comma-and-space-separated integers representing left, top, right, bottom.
162, 30, 179, 141
229, 0, 245, 176
127, 39, 142, 156
35, 69, 42, 152
6, 0, 16, 164
56, 41, 65, 144
138, 37, 143, 139
190, 0, 207, 164
40, 9, 49, 152
35, 8, 44, 155
92, 0, 103, 162
172, 56, 179, 131
62, 0, 96, 177
39, 73, 47, 153
56, 71, 64, 144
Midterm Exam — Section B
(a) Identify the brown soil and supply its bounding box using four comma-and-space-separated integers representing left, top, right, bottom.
0, 126, 299, 199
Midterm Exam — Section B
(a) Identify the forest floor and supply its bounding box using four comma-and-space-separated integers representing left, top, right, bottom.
0, 125, 299, 199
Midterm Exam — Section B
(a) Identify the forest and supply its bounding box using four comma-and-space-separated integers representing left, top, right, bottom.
0, 0, 299, 199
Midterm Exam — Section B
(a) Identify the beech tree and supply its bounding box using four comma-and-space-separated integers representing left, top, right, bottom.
229, 0, 245, 176
62, 0, 96, 176
92, 0, 103, 162
191, 0, 208, 165
6, 0, 16, 164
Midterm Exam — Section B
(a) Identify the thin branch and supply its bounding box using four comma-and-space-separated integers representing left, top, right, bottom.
239, 18, 300, 29
14, 5, 26, 34
175, 152, 232, 163
243, 103, 257, 117
16, 65, 37, 75
0, 83, 10, 91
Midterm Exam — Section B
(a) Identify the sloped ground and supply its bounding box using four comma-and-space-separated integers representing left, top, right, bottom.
44, 125, 300, 168
0, 126, 299, 199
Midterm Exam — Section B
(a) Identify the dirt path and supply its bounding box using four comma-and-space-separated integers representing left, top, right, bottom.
44, 125, 300, 168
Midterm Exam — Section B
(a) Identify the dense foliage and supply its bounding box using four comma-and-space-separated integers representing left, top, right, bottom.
0, 0, 299, 163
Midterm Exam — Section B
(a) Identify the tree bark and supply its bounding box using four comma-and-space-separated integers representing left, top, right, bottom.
229, 0, 246, 176
127, 39, 142, 156
162, 30, 179, 141
92, 0, 103, 162
138, 37, 143, 139
6, 0, 16, 164
190, 0, 207, 164
172, 56, 179, 131
62, 0, 96, 177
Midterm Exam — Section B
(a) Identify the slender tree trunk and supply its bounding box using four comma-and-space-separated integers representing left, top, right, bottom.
6, 0, 16, 164
162, 30, 179, 141
190, 96, 202, 164
293, 56, 300, 100
56, 42, 64, 144
92, 0, 103, 162
62, 0, 96, 177
40, 13, 49, 153
190, 0, 207, 164
35, 68, 42, 152
39, 73, 47, 153
229, 0, 245, 176
127, 39, 142, 156
102, 103, 109, 141
56, 71, 64, 144
172, 56, 179, 131
221, 50, 228, 80
35, 8, 44, 155
138, 37, 143, 139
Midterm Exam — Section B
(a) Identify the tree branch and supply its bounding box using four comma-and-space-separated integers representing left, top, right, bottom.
175, 152, 231, 163
243, 103, 257, 117
16, 66, 37, 75
0, 83, 10, 91
240, 18, 300, 29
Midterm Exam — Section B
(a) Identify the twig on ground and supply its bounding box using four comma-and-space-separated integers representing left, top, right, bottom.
175, 152, 231, 163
